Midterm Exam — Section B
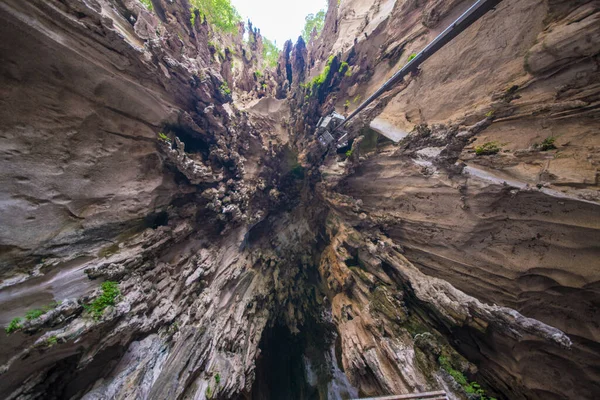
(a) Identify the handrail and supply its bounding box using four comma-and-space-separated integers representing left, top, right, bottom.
352, 390, 447, 400
335, 0, 503, 131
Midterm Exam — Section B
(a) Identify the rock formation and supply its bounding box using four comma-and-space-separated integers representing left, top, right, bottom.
0, 0, 598, 399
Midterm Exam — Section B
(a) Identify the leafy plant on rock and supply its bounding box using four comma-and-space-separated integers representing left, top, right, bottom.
85, 281, 121, 320
219, 82, 231, 96
475, 141, 501, 156
540, 136, 556, 151
140, 0, 153, 11
6, 317, 22, 334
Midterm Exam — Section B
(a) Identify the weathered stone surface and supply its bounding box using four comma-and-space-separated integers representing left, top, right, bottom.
0, 0, 599, 399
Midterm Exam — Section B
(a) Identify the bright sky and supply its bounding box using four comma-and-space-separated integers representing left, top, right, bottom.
230, 0, 327, 48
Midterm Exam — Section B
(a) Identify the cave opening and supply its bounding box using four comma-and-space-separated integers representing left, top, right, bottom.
251, 324, 316, 400
250, 315, 358, 400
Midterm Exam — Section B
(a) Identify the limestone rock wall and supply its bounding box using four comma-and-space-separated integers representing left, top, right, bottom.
298, 0, 600, 398
0, 0, 599, 399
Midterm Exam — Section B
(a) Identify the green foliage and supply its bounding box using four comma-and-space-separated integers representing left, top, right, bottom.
6, 317, 22, 334
406, 53, 417, 63
439, 356, 496, 400
47, 335, 58, 346
253, 70, 263, 79
338, 61, 352, 77
344, 99, 350, 108
438, 356, 467, 386
140, 0, 153, 11
540, 136, 556, 151
345, 149, 353, 157
308, 55, 334, 89
158, 132, 171, 142
339, 61, 348, 73
189, 0, 241, 33
219, 82, 231, 96
262, 38, 279, 68
301, 10, 326, 43
215, 373, 221, 384
475, 141, 501, 156
353, 94, 361, 103
205, 385, 212, 398
190, 8, 199, 26
485, 110, 495, 118
85, 281, 121, 320
26, 309, 45, 320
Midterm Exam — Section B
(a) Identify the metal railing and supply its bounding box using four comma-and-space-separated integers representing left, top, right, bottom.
352, 390, 448, 400
335, 0, 503, 132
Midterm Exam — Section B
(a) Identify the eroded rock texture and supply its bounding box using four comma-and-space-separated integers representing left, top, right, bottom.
0, 0, 598, 399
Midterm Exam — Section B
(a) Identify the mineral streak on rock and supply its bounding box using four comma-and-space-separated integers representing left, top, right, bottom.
0, 0, 598, 399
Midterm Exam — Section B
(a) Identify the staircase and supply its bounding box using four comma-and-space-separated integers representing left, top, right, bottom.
353, 390, 448, 400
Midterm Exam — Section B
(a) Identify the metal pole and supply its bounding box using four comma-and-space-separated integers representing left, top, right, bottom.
335, 0, 503, 131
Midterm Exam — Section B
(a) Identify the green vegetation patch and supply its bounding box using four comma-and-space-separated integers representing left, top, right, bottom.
158, 132, 171, 143
85, 281, 121, 320
304, 55, 334, 92
189, 0, 241, 33
301, 10, 326, 43
25, 309, 45, 320
540, 136, 556, 151
6, 317, 22, 334
219, 82, 231, 96
47, 335, 58, 346
406, 53, 417, 64
140, 0, 153, 11
475, 141, 501, 156
6, 301, 61, 334
438, 356, 497, 400
345, 149, 353, 157
262, 38, 279, 68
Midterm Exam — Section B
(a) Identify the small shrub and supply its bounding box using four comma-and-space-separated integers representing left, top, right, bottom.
85, 281, 121, 320
25, 309, 45, 320
140, 0, 153, 11
406, 53, 417, 63
344, 100, 350, 108
439, 356, 496, 400
6, 317, 22, 334
219, 82, 231, 96
205, 385, 212, 398
475, 141, 501, 156
190, 8, 200, 26
158, 132, 171, 142
215, 373, 221, 384
485, 110, 495, 118
345, 149, 353, 157
439, 356, 467, 386
540, 136, 556, 151
47, 335, 58, 346
352, 94, 361, 104
339, 61, 349, 74
308, 55, 334, 90
253, 70, 263, 79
